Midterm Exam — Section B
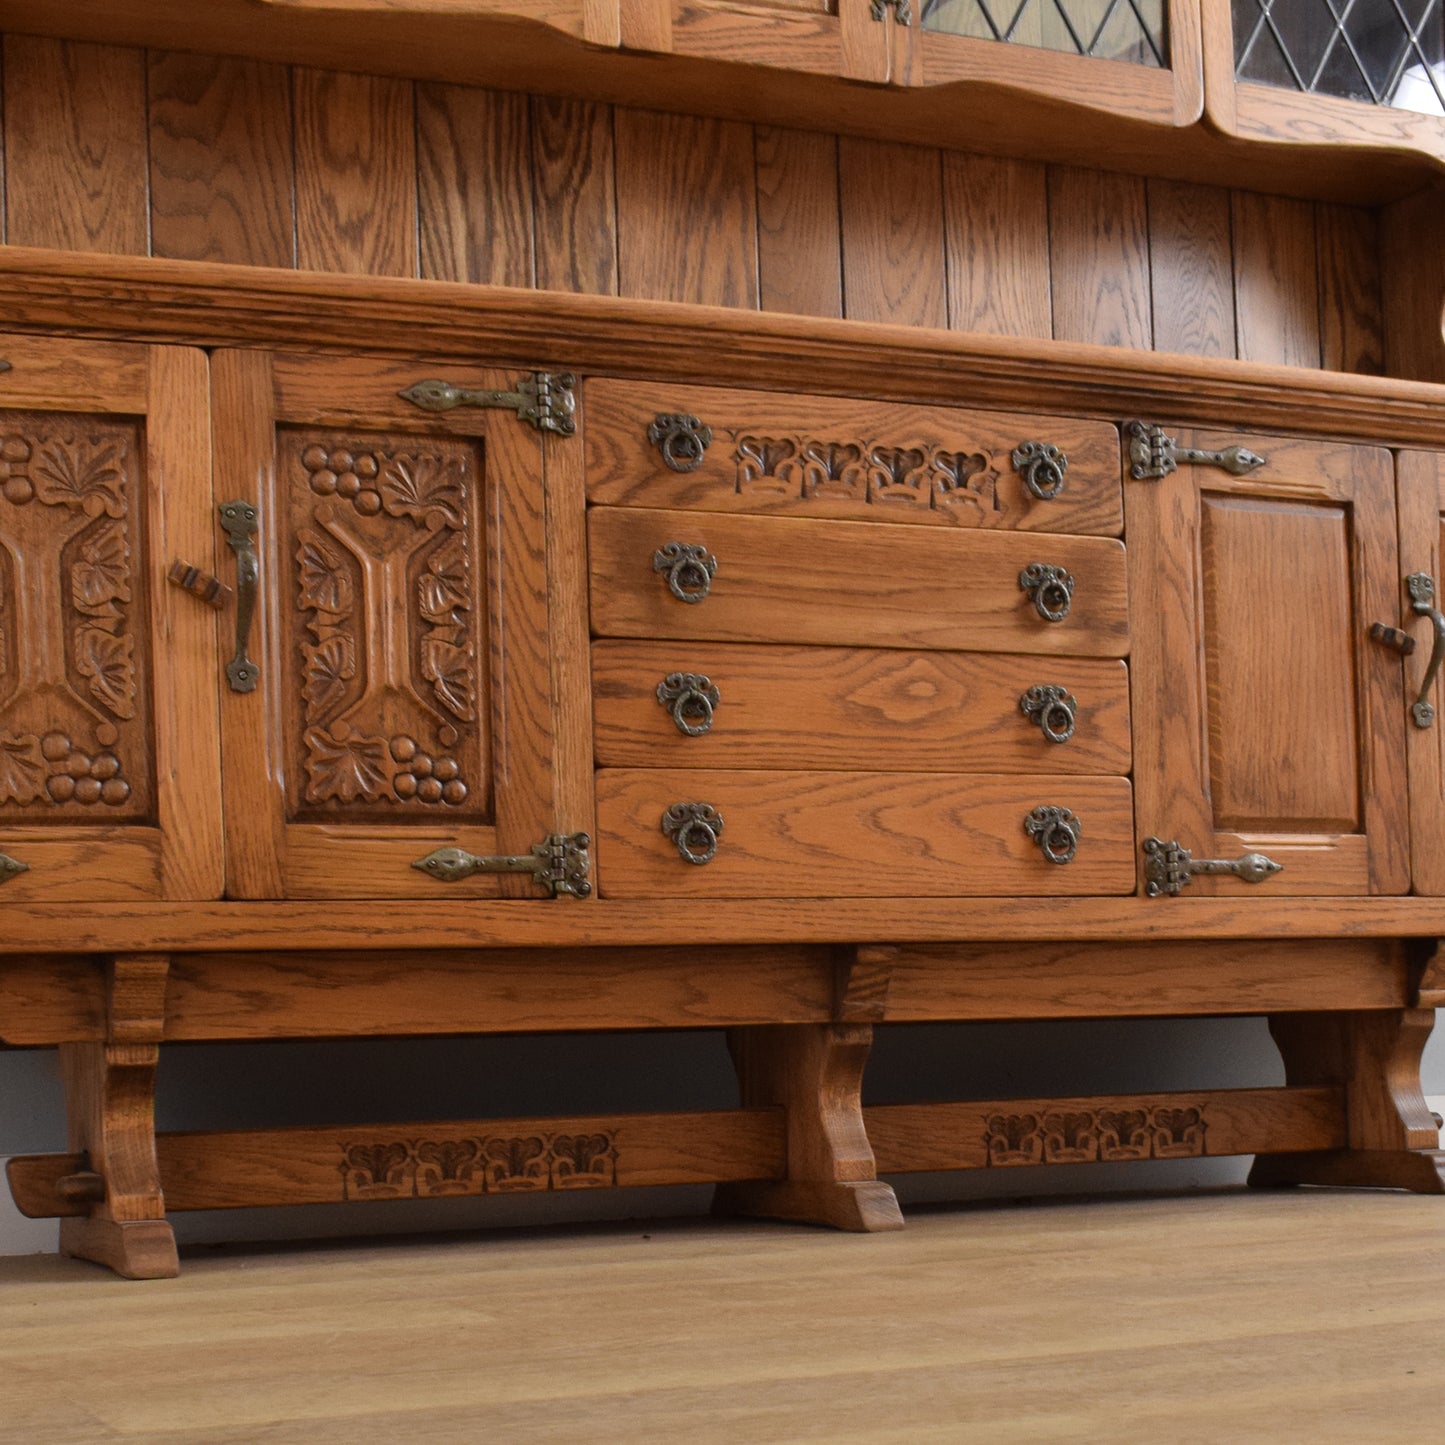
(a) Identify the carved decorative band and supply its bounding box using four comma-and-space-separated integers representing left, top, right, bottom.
984, 1105, 1207, 1167
340, 1129, 618, 1201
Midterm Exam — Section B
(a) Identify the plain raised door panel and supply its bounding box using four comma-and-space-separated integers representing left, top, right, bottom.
0, 334, 221, 902
1127, 427, 1407, 896
212, 351, 566, 900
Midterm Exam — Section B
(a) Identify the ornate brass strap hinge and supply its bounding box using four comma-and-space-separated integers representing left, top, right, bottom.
1126, 421, 1266, 481
870, 0, 911, 20
1142, 837, 1282, 897
398, 373, 577, 435
411, 832, 591, 897
0, 852, 29, 886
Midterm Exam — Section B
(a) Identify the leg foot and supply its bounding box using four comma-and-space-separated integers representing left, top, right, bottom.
60, 1217, 179, 1280
1250, 1148, 1445, 1193
716, 1179, 903, 1232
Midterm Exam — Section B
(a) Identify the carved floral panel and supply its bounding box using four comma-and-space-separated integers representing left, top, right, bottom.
0, 411, 152, 822
984, 1104, 1208, 1166
281, 429, 490, 823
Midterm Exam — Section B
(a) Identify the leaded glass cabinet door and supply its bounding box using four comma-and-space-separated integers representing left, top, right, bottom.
212, 350, 575, 900
0, 334, 221, 901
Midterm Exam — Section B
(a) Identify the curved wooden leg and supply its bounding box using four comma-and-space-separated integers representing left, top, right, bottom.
59, 956, 178, 1279
1249, 1009, 1445, 1193
714, 1022, 904, 1232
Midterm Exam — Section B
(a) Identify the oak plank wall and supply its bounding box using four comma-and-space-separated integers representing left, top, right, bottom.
0, 35, 1385, 371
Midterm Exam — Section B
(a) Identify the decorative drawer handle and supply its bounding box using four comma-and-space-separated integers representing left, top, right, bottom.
654, 542, 717, 603
217, 499, 260, 694
1142, 836, 1282, 897
1020, 685, 1077, 743
1376, 572, 1445, 729
656, 672, 720, 735
1011, 441, 1068, 500
1126, 421, 1266, 481
648, 413, 713, 472
0, 851, 29, 886
398, 372, 577, 435
1025, 806, 1080, 865
411, 833, 591, 897
662, 802, 723, 864
167, 560, 232, 610
1019, 562, 1074, 622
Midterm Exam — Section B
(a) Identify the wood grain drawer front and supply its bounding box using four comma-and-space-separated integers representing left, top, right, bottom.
595, 770, 1134, 897
589, 509, 1129, 657
586, 379, 1122, 536
593, 642, 1131, 774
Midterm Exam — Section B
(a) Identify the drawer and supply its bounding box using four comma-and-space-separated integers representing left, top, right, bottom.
593, 642, 1132, 774
586, 379, 1122, 536
589, 508, 1129, 657
595, 770, 1135, 898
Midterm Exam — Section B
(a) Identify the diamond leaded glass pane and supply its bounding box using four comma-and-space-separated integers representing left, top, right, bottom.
919, 0, 1168, 67
1234, 0, 1445, 114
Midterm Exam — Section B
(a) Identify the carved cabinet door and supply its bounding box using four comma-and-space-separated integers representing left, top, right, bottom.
1126, 425, 1407, 897
212, 351, 586, 900
0, 334, 222, 901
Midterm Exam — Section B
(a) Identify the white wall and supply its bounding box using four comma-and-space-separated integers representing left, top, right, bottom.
8, 1012, 1440, 1256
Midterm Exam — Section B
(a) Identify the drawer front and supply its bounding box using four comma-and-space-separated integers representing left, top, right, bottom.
596, 770, 1135, 897
586, 379, 1122, 536
594, 641, 1131, 774
589, 507, 1129, 657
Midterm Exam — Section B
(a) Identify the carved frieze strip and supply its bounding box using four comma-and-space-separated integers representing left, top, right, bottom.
983, 1104, 1207, 1166
340, 1129, 618, 1201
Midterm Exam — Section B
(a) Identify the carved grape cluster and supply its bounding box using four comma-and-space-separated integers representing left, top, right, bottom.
390, 733, 467, 806
39, 726, 130, 806
301, 444, 384, 516
0, 434, 33, 504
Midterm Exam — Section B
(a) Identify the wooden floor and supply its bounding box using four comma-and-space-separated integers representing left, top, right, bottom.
2, 1190, 1444, 1442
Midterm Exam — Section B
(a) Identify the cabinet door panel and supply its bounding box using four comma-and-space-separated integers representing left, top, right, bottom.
214, 351, 566, 900
596, 768, 1135, 897
589, 507, 1129, 656
1128, 428, 1406, 896
593, 640, 1131, 773
0, 336, 220, 901
1396, 452, 1445, 894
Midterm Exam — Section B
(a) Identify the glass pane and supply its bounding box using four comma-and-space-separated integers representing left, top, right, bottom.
1235, 0, 1445, 114
920, 0, 1168, 67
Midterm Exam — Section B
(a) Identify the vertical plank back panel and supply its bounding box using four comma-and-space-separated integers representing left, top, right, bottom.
839, 138, 946, 328
615, 109, 758, 308
755, 127, 843, 320
417, 85, 534, 288
1231, 192, 1321, 368
1317, 204, 1383, 376
1047, 166, 1152, 350
1147, 179, 1235, 359
942, 153, 1051, 340
3, 36, 148, 254
293, 68, 417, 278
532, 97, 618, 297
147, 52, 295, 270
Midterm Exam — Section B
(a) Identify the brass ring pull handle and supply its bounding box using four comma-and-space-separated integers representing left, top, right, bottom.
1019, 562, 1074, 622
0, 851, 29, 886
1407, 573, 1445, 729
1011, 441, 1068, 500
656, 672, 720, 736
218, 500, 260, 694
662, 801, 723, 864
1020, 685, 1077, 743
648, 413, 713, 472
654, 542, 717, 603
1025, 806, 1080, 864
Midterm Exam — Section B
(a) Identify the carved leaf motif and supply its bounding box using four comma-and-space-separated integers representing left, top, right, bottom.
74, 625, 136, 720
416, 1138, 481, 1183
484, 1135, 547, 1179
343, 1142, 411, 1187
302, 634, 356, 719
0, 732, 45, 805
736, 436, 799, 492
303, 726, 389, 803
32, 436, 127, 517
421, 637, 474, 721
381, 454, 463, 528
418, 535, 470, 623
869, 445, 928, 501
71, 520, 132, 612
297, 530, 352, 616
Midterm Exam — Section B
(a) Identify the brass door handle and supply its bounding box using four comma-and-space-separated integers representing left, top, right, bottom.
1371, 572, 1445, 728
218, 500, 260, 694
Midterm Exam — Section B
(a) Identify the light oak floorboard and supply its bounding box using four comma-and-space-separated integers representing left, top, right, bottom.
2, 1192, 1444, 1441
